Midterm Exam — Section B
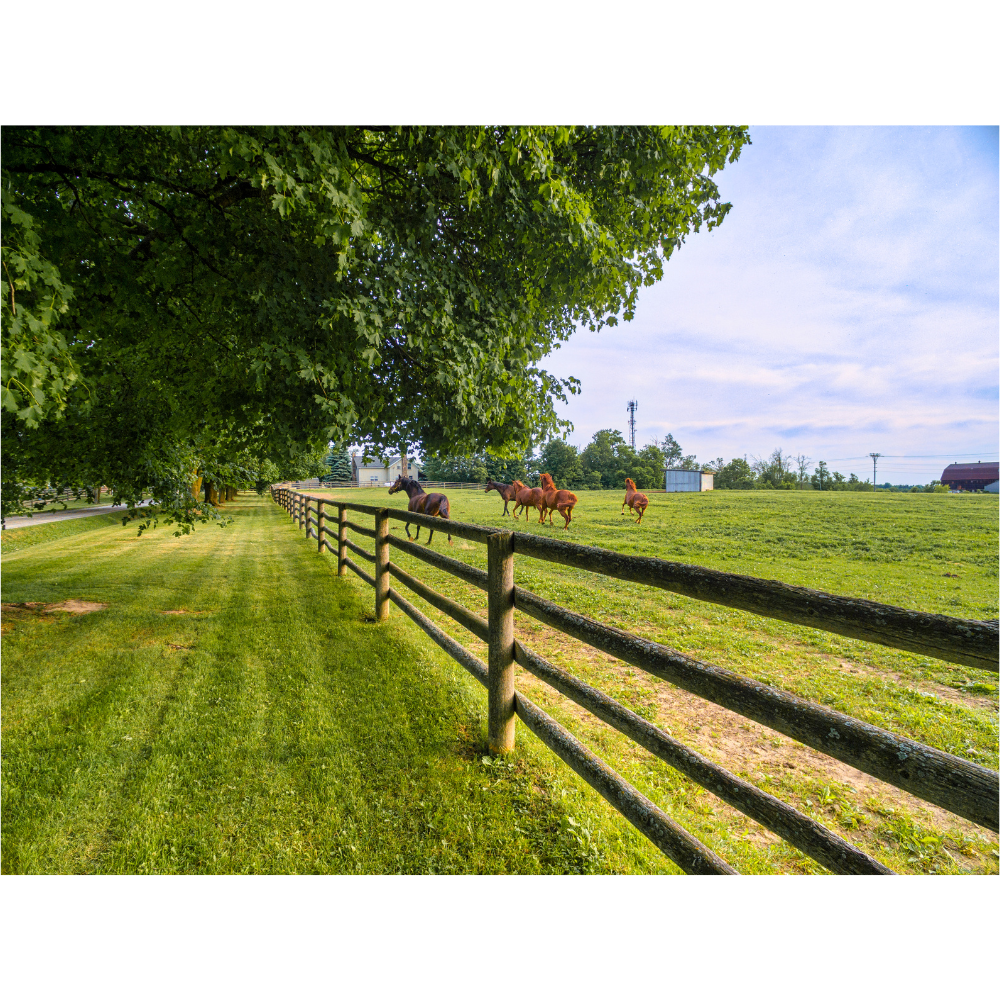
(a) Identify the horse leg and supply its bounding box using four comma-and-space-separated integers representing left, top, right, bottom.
414, 524, 422, 540
405, 522, 413, 540
426, 528, 434, 544
621, 501, 627, 515
636, 506, 644, 525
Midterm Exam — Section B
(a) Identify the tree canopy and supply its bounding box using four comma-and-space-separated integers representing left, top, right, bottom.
1, 126, 749, 523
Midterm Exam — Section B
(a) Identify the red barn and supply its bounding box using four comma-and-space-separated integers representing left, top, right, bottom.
940, 461, 999, 491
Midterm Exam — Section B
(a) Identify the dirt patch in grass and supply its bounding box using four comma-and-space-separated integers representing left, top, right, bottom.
46, 599, 108, 614
512, 620, 992, 843
2, 600, 107, 617
825, 656, 996, 710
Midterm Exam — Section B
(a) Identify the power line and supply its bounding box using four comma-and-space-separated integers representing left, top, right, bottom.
825, 453, 998, 461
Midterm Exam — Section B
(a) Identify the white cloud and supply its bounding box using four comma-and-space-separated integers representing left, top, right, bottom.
543, 126, 998, 483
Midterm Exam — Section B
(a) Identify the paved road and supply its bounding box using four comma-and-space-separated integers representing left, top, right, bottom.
3, 499, 155, 530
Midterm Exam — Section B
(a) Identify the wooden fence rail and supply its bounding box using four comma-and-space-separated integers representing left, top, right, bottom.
271, 485, 999, 874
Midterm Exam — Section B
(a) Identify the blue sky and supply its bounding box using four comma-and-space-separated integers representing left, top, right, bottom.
544, 126, 999, 484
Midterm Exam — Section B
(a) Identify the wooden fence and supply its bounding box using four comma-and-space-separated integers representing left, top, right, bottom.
271, 485, 999, 875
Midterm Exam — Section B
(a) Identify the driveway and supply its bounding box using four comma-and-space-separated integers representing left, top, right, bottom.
3, 499, 156, 530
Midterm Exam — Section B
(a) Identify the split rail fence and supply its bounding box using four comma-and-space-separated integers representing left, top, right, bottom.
272, 485, 999, 875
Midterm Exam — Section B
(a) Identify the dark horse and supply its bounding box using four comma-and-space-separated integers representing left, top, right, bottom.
387, 476, 452, 544
485, 478, 518, 516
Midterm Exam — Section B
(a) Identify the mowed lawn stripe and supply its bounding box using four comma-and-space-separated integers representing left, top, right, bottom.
3, 496, 651, 874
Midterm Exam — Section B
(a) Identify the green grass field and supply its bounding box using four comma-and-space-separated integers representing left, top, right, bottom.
315, 485, 999, 874
3, 488, 997, 874
1, 497, 627, 874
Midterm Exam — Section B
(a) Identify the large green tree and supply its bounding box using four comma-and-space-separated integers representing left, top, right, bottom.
537, 438, 585, 489
1, 126, 748, 523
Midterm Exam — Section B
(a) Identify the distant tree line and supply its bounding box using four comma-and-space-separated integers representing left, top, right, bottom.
709, 450, 948, 492
415, 440, 953, 493
707, 451, 872, 490
420, 429, 698, 490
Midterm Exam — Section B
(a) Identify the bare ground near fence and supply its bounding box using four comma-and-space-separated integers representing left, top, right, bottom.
377, 566, 995, 858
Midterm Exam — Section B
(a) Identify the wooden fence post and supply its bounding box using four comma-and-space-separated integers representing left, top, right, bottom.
338, 506, 347, 576
487, 530, 516, 753
374, 508, 390, 621
317, 501, 325, 554
305, 498, 312, 539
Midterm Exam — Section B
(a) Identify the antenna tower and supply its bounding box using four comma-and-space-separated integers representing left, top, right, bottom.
627, 400, 638, 451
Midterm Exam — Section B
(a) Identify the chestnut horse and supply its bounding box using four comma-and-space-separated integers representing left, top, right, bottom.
387, 476, 452, 544
511, 480, 546, 522
485, 478, 518, 516
622, 477, 649, 524
538, 472, 578, 530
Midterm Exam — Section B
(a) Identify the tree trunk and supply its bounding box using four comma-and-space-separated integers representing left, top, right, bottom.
191, 473, 203, 502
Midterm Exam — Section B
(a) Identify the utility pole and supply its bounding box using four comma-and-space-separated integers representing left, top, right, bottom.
627, 400, 638, 451
869, 453, 881, 490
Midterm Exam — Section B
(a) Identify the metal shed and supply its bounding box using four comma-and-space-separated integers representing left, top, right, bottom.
940, 462, 999, 492
664, 470, 714, 492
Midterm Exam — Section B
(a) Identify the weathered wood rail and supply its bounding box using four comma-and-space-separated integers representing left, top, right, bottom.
272, 485, 999, 874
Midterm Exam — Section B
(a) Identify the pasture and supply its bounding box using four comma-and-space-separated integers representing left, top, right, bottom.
315, 484, 999, 873
2, 489, 996, 873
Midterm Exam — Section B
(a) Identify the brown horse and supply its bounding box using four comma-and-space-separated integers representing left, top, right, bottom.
388, 476, 452, 544
538, 472, 578, 530
511, 479, 546, 522
622, 477, 649, 524
485, 478, 518, 516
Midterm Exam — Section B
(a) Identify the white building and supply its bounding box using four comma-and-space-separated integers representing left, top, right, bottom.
664, 469, 714, 492
351, 454, 422, 485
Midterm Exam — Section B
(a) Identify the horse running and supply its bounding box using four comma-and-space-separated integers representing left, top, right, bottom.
484, 479, 518, 516
510, 480, 546, 522
387, 476, 452, 544
621, 478, 649, 524
538, 472, 578, 530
